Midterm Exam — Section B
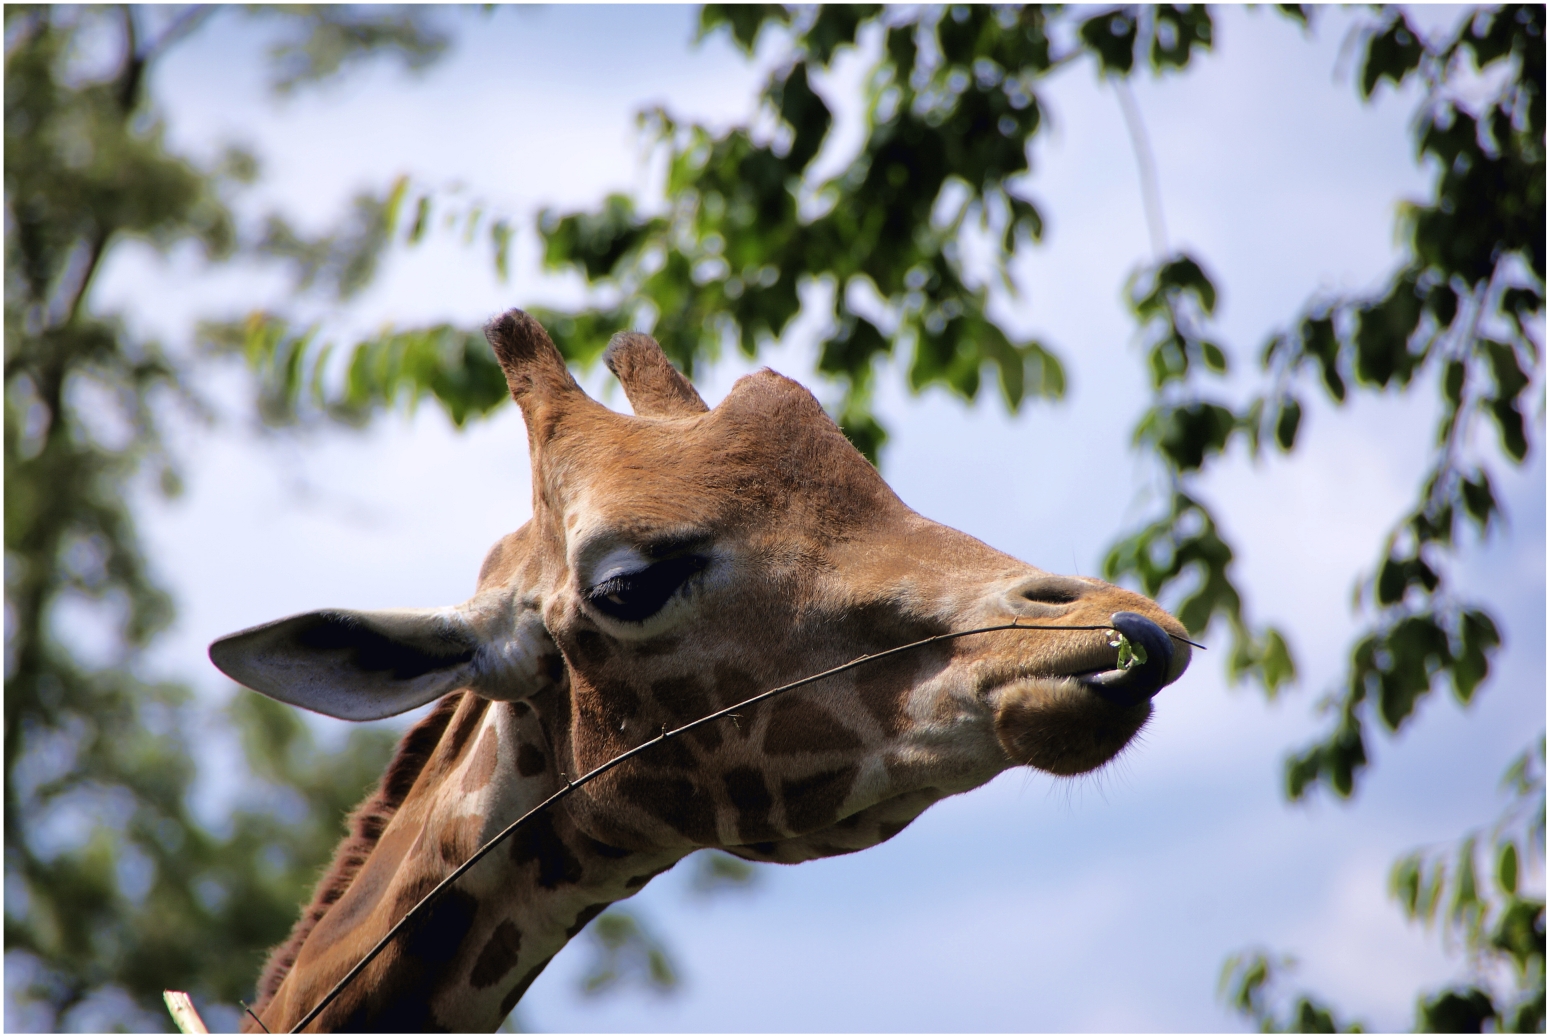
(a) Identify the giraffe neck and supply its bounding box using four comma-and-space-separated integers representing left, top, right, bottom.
249, 692, 684, 1033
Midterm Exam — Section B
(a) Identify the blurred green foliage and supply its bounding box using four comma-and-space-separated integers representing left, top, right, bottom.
7, 3, 1544, 1032
4, 6, 444, 1030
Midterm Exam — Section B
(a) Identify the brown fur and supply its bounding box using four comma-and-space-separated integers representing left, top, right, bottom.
250, 692, 465, 1014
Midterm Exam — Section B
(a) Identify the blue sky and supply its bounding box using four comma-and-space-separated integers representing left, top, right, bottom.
71, 5, 1546, 1031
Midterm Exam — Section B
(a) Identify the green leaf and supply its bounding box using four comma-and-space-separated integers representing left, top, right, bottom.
1352, 278, 1424, 387
1201, 339, 1229, 373
1227, 622, 1300, 695
1137, 254, 1218, 316
1489, 897, 1545, 977
1425, 280, 1459, 327
802, 5, 881, 68
408, 194, 431, 243
1375, 615, 1451, 731
1451, 609, 1500, 704
1150, 5, 1214, 71
1276, 5, 1310, 27
539, 194, 654, 280
1442, 358, 1466, 406
1111, 632, 1148, 670
382, 174, 409, 237
1360, 14, 1425, 99
1301, 316, 1346, 402
698, 4, 790, 53
1458, 471, 1497, 532
1482, 340, 1531, 461
1140, 401, 1239, 472
1391, 853, 1423, 916
1496, 841, 1519, 896
1483, 339, 1530, 399
690, 849, 760, 894
1449, 836, 1481, 930
1078, 8, 1138, 76
1487, 395, 1529, 462
1286, 701, 1367, 800
773, 61, 831, 172
1274, 396, 1302, 451
490, 219, 513, 282
1416, 987, 1495, 1033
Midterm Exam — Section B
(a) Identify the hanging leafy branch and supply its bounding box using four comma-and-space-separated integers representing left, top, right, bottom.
535, 5, 1080, 460
1238, 6, 1539, 800
1223, 740, 1545, 1033
1073, 4, 1542, 795
1261, 6, 1542, 801
1103, 251, 1297, 695
1387, 739, 1545, 1033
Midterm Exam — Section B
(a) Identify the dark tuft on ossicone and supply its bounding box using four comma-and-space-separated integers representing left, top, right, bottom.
484, 309, 551, 369
604, 331, 709, 417
482, 308, 578, 403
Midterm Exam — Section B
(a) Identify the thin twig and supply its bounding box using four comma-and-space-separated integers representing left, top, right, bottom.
285, 621, 1200, 1032
1111, 75, 1169, 260
240, 999, 272, 1033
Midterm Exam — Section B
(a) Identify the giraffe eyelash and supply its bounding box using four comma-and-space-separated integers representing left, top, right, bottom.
583, 553, 709, 623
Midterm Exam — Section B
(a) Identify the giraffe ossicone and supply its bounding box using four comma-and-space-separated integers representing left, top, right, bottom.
211, 309, 1192, 1032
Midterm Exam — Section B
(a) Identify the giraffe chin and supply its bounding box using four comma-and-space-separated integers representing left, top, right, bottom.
991, 677, 1153, 776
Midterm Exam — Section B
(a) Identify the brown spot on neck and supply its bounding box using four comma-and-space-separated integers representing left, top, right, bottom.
781, 765, 860, 833
516, 742, 547, 777
470, 920, 523, 990
763, 698, 863, 755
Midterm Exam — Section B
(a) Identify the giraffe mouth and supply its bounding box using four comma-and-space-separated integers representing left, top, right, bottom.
1068, 611, 1178, 708
987, 614, 1180, 775
983, 611, 1185, 711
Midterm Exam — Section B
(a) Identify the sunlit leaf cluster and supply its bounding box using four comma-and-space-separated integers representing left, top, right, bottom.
537, 4, 1106, 460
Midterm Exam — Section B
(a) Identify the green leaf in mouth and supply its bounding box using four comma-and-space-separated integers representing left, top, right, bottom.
1109, 632, 1149, 671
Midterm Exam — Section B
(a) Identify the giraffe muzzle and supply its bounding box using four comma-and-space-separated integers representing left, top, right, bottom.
1076, 611, 1177, 708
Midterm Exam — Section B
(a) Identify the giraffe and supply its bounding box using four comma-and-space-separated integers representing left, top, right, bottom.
210, 308, 1192, 1032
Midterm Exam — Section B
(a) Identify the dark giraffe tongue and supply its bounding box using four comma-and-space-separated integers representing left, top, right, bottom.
1077, 611, 1176, 708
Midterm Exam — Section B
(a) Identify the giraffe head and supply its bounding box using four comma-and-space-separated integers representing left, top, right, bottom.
212, 309, 1190, 865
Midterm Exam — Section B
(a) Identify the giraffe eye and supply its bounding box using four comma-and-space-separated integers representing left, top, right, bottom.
585, 554, 708, 623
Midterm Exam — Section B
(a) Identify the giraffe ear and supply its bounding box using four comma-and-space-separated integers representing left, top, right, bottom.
209, 601, 558, 721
